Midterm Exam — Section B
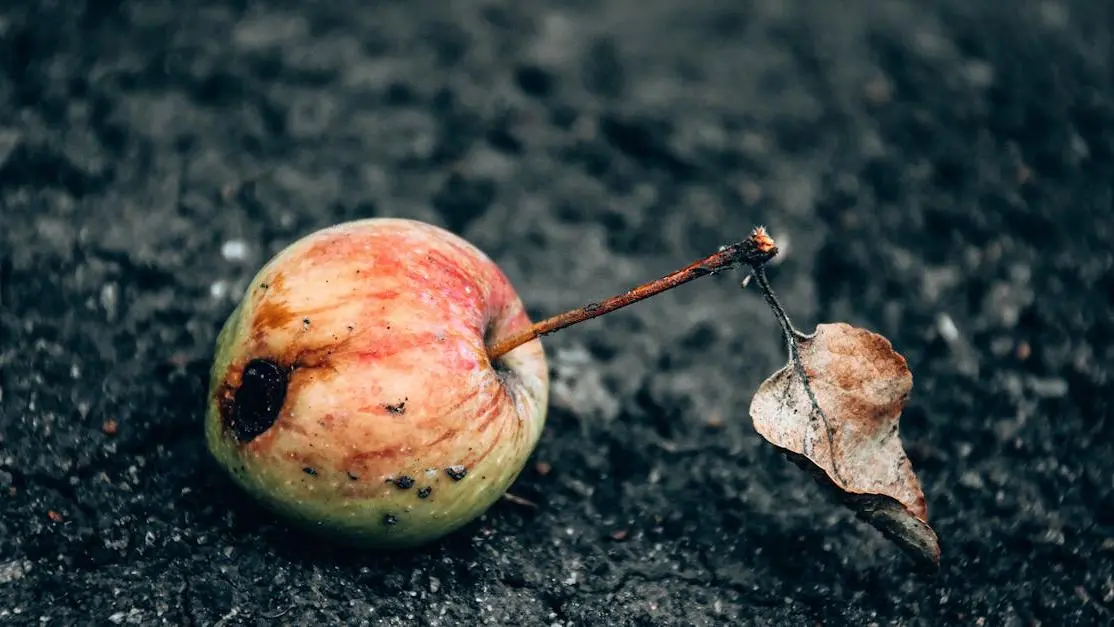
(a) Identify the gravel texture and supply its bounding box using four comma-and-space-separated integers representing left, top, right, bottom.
2, 0, 1112, 624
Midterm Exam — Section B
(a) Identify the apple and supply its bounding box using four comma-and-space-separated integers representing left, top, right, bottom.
205, 218, 549, 548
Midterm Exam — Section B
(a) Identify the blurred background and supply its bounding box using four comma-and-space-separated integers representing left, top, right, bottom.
1, 0, 1112, 624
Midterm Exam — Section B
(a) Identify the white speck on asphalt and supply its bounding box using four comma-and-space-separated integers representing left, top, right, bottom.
221, 240, 248, 261
936, 313, 960, 343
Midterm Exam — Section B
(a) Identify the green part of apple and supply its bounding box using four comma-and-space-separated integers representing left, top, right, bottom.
205, 218, 549, 549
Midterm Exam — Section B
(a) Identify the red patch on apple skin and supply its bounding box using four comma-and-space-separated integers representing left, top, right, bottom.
346, 331, 467, 365
339, 387, 489, 469
333, 370, 516, 482
417, 248, 486, 308
464, 392, 508, 444
459, 421, 503, 469
297, 225, 488, 312
300, 230, 385, 267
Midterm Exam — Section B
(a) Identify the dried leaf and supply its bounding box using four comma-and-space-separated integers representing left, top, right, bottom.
749, 322, 940, 569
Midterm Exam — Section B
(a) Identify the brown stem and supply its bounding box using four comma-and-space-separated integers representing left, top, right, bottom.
486, 227, 779, 361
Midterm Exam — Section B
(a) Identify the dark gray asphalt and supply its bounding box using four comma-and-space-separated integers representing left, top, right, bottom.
2, 0, 1112, 624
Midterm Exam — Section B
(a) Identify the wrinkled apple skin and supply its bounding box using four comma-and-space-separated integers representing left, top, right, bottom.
205, 218, 548, 549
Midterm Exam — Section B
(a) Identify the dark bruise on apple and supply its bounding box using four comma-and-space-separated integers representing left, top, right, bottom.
205, 218, 549, 549
223, 358, 289, 443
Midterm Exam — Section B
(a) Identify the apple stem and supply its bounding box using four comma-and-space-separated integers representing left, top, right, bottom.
485, 227, 780, 361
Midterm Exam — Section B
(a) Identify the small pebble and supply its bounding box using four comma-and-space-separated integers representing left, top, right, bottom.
221, 240, 248, 261
1027, 376, 1068, 399
210, 281, 228, 300
705, 412, 725, 428
936, 313, 960, 343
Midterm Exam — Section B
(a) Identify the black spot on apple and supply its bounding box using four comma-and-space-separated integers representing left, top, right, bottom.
385, 399, 407, 414
445, 465, 467, 481
383, 513, 399, 526
417, 486, 432, 499
395, 475, 415, 489
226, 358, 289, 443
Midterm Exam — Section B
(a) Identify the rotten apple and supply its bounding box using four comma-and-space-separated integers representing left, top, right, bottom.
205, 218, 549, 548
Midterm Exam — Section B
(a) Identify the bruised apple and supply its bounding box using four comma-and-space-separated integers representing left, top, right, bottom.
205, 218, 548, 548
